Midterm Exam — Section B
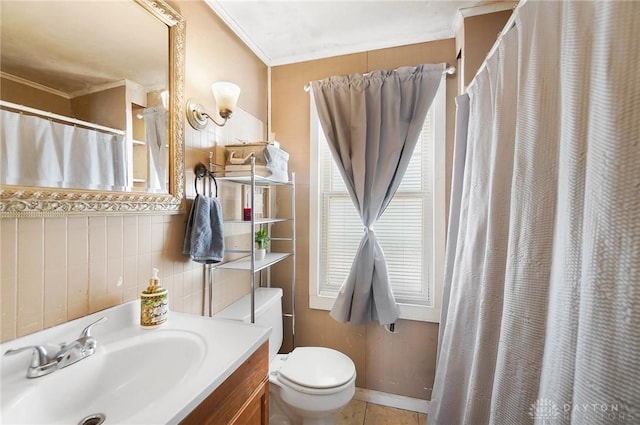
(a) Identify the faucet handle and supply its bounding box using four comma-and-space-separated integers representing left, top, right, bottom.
77, 316, 107, 356
79, 316, 107, 339
4, 345, 58, 378
4, 345, 50, 368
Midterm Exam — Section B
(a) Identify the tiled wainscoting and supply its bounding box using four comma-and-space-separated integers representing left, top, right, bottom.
0, 214, 202, 342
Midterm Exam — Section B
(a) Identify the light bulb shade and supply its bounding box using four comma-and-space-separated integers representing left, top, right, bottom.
160, 90, 169, 109
211, 82, 240, 114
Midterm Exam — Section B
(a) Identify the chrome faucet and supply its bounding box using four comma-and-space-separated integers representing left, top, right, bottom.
4, 316, 107, 378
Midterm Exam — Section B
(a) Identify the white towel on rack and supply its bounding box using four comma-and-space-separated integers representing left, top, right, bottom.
183, 195, 225, 264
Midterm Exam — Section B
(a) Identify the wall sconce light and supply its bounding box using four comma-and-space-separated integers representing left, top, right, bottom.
160, 90, 169, 109
186, 82, 241, 130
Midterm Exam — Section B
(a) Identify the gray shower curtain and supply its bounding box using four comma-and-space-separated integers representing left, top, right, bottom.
311, 63, 443, 326
437, 93, 469, 363
431, 1, 640, 424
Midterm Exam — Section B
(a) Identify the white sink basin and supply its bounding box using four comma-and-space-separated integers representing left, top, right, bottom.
1, 301, 270, 424
3, 331, 205, 424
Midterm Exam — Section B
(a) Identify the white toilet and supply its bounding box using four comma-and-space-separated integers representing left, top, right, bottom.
214, 287, 356, 425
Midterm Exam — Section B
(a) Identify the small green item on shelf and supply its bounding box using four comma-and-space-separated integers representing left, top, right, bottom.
255, 228, 270, 249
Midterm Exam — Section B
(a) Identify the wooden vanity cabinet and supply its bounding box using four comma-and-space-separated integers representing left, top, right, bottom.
181, 341, 269, 425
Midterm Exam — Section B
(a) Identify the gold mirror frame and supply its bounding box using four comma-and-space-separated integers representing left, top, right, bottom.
0, 0, 185, 217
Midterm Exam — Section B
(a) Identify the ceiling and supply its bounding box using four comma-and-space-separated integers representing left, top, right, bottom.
205, 0, 515, 66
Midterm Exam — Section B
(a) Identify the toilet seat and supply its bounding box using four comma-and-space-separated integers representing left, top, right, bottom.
276, 372, 356, 396
274, 347, 356, 395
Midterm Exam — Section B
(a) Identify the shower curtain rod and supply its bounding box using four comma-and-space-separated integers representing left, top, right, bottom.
0, 100, 125, 136
303, 65, 456, 92
467, 0, 525, 88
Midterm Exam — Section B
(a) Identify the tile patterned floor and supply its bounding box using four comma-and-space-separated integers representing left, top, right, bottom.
335, 399, 428, 425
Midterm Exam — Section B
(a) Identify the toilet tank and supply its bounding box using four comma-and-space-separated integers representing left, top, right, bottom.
213, 287, 283, 360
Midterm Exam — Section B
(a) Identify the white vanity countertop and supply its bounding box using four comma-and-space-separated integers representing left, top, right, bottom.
0, 301, 271, 425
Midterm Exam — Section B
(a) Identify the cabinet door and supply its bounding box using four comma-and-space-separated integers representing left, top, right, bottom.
230, 379, 268, 425
181, 342, 268, 425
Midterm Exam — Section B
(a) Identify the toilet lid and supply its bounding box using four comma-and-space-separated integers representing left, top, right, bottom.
278, 347, 355, 389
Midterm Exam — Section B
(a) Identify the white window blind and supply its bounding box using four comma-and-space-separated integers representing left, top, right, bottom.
309, 80, 446, 322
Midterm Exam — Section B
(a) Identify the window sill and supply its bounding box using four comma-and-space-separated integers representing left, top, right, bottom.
309, 294, 441, 323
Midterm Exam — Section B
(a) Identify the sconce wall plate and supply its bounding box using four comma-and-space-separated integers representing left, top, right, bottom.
186, 99, 209, 130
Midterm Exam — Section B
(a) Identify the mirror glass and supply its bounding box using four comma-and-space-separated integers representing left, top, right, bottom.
0, 0, 185, 215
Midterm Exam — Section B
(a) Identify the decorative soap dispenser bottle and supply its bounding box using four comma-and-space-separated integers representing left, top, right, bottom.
140, 268, 168, 328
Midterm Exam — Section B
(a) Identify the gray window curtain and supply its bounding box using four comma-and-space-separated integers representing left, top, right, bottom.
311, 63, 444, 326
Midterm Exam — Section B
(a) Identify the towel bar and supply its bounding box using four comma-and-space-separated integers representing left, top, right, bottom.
194, 163, 217, 197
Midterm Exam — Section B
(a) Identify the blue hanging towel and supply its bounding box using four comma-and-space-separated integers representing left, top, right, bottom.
183, 194, 225, 264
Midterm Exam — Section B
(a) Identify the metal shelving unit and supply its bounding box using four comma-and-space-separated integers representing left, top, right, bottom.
217, 157, 296, 347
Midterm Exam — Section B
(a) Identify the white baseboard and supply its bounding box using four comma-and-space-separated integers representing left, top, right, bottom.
353, 387, 430, 414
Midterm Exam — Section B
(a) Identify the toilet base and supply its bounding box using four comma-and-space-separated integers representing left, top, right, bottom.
269, 381, 345, 425
269, 394, 294, 425
269, 412, 292, 425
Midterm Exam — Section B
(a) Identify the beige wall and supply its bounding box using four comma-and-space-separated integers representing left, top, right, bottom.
71, 86, 127, 130
174, 0, 270, 316
270, 39, 457, 400
462, 10, 513, 89
0, 1, 268, 343
174, 0, 267, 124
0, 77, 72, 116
0, 79, 128, 130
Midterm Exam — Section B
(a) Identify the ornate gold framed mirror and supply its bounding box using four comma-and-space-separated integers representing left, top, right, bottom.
0, 0, 185, 216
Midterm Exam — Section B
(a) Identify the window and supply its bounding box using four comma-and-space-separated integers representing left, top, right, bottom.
309, 80, 446, 323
